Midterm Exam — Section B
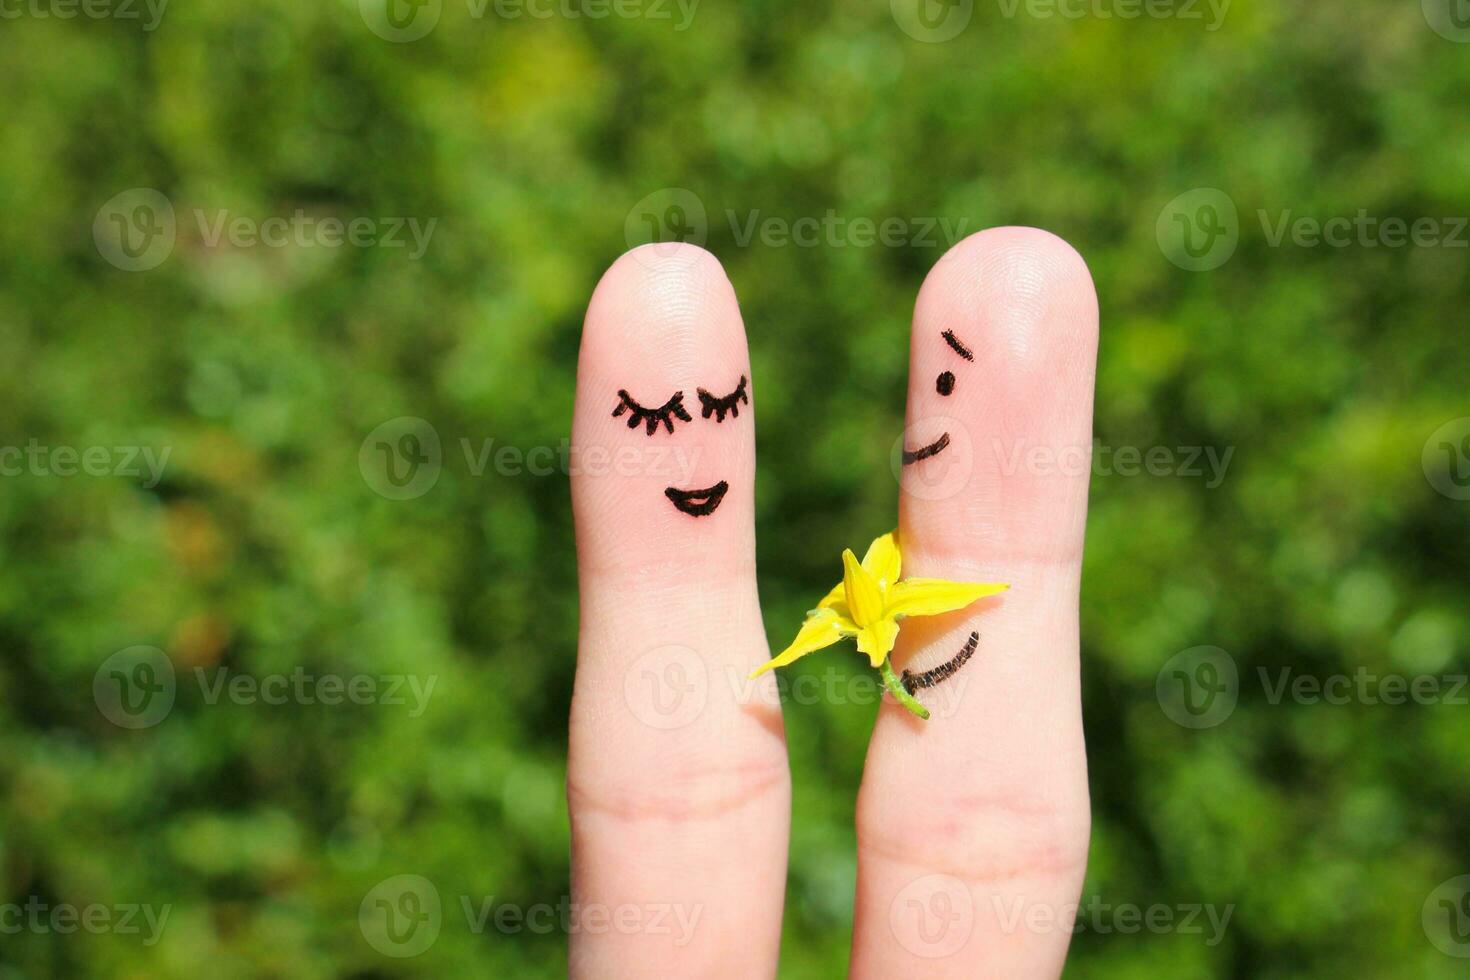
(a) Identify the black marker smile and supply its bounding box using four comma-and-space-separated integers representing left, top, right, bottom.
664, 480, 729, 517
902, 432, 951, 465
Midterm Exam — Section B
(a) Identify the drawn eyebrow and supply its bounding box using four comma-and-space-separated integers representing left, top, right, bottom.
612, 390, 692, 435
696, 375, 749, 423
942, 329, 975, 362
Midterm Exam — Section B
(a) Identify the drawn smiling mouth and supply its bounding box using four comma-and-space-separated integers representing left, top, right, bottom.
664, 480, 729, 517
902, 432, 951, 465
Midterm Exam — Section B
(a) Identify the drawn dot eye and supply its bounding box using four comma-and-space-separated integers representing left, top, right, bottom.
936, 371, 955, 396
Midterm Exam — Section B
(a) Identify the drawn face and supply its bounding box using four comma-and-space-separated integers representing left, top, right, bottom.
612, 374, 749, 517
902, 329, 972, 465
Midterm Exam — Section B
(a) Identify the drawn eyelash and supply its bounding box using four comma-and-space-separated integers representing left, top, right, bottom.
901, 631, 979, 695
612, 390, 692, 435
942, 329, 975, 362
696, 375, 749, 423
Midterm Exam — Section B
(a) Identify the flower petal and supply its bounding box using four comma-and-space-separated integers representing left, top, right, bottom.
853, 619, 900, 668
815, 579, 846, 611
886, 579, 1010, 620
842, 549, 884, 629
860, 530, 902, 589
748, 608, 855, 678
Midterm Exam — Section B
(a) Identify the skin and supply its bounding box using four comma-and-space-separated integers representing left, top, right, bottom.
568, 227, 1098, 978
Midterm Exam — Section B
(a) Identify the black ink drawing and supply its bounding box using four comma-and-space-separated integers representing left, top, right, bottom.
697, 375, 749, 423
664, 481, 729, 517
942, 328, 975, 361
902, 631, 979, 695
902, 432, 950, 465
903, 330, 976, 465
612, 390, 692, 435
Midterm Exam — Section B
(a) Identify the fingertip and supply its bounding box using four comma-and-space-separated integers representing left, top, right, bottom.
899, 226, 1100, 565
916, 226, 1098, 368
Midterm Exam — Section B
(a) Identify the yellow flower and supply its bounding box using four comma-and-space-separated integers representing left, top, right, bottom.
751, 530, 1008, 683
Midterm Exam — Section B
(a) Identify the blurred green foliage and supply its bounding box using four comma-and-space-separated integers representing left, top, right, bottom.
1, 0, 1468, 976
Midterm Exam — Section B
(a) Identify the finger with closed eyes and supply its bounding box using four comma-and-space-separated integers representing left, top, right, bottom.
567, 243, 788, 978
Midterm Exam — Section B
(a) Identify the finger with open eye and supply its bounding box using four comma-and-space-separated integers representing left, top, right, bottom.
853, 228, 1099, 978
567, 244, 789, 977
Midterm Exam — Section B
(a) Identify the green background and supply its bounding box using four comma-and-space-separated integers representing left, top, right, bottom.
2, 0, 1469, 975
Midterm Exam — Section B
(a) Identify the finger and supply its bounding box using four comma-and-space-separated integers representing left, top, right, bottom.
851, 228, 1098, 977
567, 244, 789, 978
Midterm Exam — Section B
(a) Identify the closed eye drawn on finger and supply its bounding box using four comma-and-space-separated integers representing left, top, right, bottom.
612, 389, 692, 435
697, 374, 749, 423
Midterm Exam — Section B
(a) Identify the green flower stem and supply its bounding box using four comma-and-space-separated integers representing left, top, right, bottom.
878, 658, 930, 720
